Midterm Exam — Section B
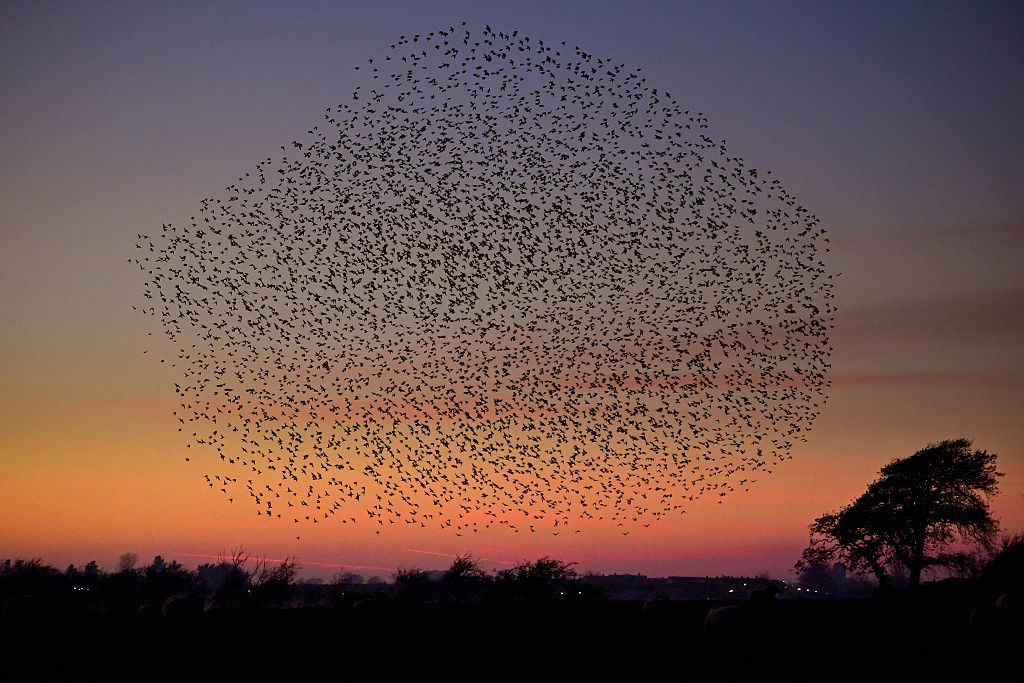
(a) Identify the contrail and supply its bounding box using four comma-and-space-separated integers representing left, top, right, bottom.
405, 548, 514, 565
180, 552, 395, 573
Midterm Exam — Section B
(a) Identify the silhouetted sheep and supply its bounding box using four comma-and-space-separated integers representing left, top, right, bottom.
642, 596, 671, 614
162, 595, 205, 623
353, 595, 391, 611
3, 594, 48, 622
970, 592, 1023, 628
704, 586, 780, 634
138, 602, 162, 622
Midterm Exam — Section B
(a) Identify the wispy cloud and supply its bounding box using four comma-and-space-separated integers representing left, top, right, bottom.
836, 287, 1024, 343
831, 221, 1024, 245
830, 372, 1023, 387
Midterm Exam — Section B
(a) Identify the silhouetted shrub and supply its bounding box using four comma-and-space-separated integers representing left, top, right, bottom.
494, 557, 580, 602
982, 533, 1024, 597
441, 554, 490, 604
141, 556, 200, 606
392, 567, 435, 605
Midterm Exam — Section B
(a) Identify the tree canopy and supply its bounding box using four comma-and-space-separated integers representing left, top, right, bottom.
797, 438, 1002, 589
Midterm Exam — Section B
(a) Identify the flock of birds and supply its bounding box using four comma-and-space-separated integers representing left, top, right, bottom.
135, 24, 834, 536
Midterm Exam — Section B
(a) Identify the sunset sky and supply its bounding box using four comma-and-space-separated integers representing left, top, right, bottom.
2, 0, 1021, 581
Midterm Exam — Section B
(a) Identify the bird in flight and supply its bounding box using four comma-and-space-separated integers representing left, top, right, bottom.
135, 23, 834, 536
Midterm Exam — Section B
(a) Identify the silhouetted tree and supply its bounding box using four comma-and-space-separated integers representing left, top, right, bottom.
1, 561, 60, 620
798, 439, 1002, 590
248, 554, 300, 608
118, 553, 138, 573
335, 571, 364, 586
441, 554, 489, 604
495, 557, 579, 602
981, 532, 1024, 598
65, 560, 103, 607
798, 495, 896, 589
105, 554, 142, 611
207, 547, 252, 609
141, 556, 197, 605
797, 561, 833, 594
392, 566, 434, 605
0, 559, 60, 606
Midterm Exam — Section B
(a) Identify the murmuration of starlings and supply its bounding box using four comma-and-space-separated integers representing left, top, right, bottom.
135, 23, 835, 536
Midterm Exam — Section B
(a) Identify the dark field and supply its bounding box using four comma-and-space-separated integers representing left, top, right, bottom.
4, 596, 1018, 670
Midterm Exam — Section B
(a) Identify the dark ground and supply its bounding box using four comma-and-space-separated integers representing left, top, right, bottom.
3, 597, 1017, 674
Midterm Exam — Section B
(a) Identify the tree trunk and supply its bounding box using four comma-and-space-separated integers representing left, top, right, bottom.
908, 562, 922, 590
868, 558, 890, 589
908, 533, 926, 590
